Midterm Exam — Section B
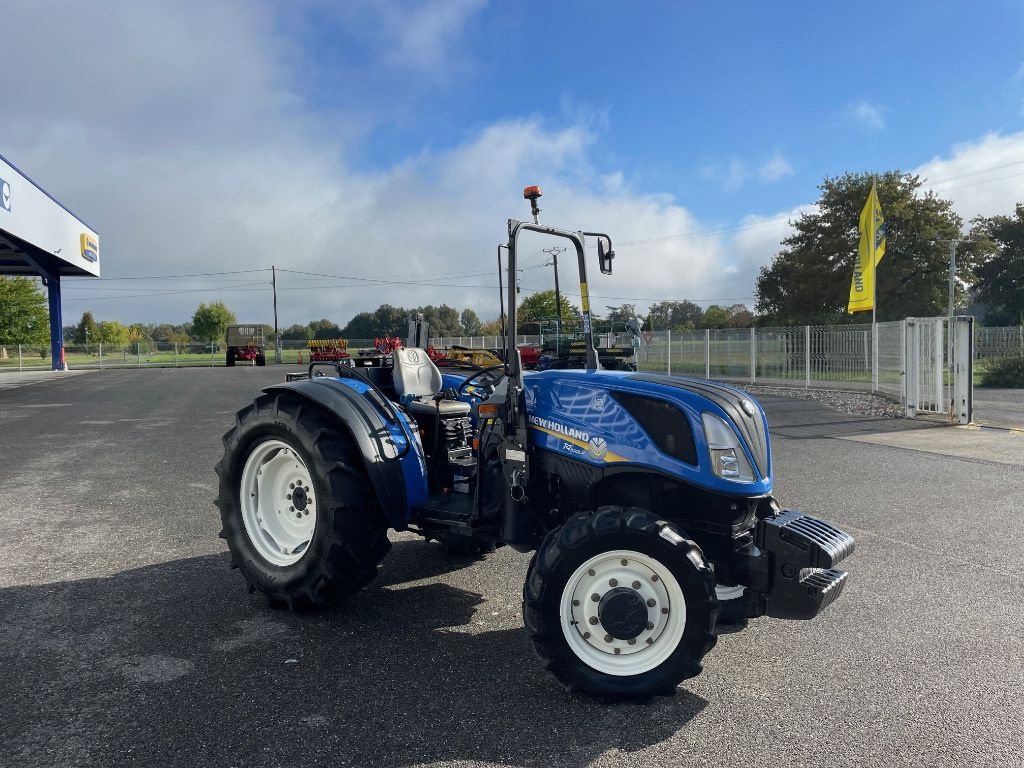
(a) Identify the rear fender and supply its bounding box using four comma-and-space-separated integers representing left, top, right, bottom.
264, 379, 422, 529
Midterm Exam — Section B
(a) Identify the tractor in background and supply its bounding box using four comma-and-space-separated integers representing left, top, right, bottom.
216, 186, 855, 701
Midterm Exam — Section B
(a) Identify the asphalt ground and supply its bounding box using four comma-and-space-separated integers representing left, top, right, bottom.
1, 368, 1021, 768
973, 388, 1024, 430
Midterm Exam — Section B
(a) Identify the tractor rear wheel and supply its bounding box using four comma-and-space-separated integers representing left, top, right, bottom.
523, 507, 718, 701
215, 392, 390, 609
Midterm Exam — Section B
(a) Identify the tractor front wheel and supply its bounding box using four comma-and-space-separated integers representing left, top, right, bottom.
524, 507, 718, 701
215, 392, 390, 609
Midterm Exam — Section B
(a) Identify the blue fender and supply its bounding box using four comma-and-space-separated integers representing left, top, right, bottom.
264, 377, 428, 529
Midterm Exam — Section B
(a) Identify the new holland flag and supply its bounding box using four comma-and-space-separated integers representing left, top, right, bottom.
847, 182, 887, 313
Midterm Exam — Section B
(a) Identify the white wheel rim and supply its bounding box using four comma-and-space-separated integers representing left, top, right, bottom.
559, 549, 687, 677
239, 439, 317, 566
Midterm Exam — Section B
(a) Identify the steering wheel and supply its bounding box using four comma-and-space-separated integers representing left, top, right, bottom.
456, 365, 507, 400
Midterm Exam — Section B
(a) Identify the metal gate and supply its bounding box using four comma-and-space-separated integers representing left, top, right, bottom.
905, 316, 973, 423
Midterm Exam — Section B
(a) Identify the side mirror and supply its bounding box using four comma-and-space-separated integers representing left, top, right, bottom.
598, 237, 614, 275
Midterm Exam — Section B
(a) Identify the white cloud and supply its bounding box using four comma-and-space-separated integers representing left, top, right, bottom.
701, 159, 747, 192
914, 131, 1024, 223
847, 100, 887, 131
757, 150, 794, 183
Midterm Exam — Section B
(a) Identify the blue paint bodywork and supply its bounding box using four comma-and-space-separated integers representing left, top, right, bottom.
522, 369, 773, 497
321, 365, 771, 522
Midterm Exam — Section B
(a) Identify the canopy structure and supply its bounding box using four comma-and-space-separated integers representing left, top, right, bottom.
1, 153, 100, 369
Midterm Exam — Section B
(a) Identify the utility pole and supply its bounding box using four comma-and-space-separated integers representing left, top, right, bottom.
542, 246, 565, 347
272, 265, 280, 363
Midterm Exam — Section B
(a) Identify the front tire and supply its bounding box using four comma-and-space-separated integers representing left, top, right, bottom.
524, 507, 718, 701
214, 392, 390, 609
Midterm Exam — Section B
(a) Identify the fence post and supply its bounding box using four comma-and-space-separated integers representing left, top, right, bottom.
750, 328, 757, 384
872, 323, 879, 392
136, 343, 141, 368
666, 330, 672, 375
805, 325, 811, 388
174, 344, 178, 367
934, 317, 944, 412
704, 329, 710, 379
18, 344, 22, 372
99, 343, 103, 369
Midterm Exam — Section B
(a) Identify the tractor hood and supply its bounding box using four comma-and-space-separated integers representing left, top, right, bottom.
521, 369, 772, 497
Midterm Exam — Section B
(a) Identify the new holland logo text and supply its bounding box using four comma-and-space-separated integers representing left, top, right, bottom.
528, 415, 590, 443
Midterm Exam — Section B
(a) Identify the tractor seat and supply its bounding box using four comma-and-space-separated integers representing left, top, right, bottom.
392, 348, 471, 417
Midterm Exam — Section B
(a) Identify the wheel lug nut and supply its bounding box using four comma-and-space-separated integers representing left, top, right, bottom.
583, 632, 591, 639
661, 607, 669, 615
591, 593, 601, 603
609, 578, 618, 587
588, 569, 595, 576
613, 648, 621, 655
628, 638, 636, 645
572, 599, 580, 607
632, 580, 641, 589
620, 559, 628, 566
290, 506, 295, 512
647, 598, 656, 607
296, 513, 302, 519
604, 634, 613, 643
651, 574, 659, 582
646, 621, 654, 630
286, 493, 292, 500
289, 482, 295, 489
589, 616, 599, 625
646, 638, 654, 645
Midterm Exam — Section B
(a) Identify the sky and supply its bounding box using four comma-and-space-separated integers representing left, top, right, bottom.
2, 0, 1023, 329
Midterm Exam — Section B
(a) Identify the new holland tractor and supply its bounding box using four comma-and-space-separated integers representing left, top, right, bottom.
215, 187, 855, 701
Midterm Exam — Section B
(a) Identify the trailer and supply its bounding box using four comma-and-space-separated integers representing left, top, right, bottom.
225, 325, 266, 367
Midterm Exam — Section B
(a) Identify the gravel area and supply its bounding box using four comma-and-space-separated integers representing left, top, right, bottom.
742, 384, 905, 419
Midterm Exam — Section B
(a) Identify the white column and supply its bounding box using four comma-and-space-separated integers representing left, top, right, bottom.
704, 329, 710, 379
666, 329, 672, 375
750, 327, 757, 384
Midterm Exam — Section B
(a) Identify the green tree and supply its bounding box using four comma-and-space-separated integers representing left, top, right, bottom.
647, 300, 704, 331
280, 324, 310, 340
95, 320, 129, 347
970, 203, 1024, 326
461, 308, 482, 335
478, 318, 504, 335
604, 304, 639, 325
755, 171, 964, 324
308, 318, 343, 340
726, 304, 755, 328
191, 301, 237, 343
0, 277, 49, 346
518, 290, 578, 327
700, 305, 731, 329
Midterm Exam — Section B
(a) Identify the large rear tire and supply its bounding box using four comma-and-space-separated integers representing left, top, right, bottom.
524, 507, 718, 701
214, 392, 390, 609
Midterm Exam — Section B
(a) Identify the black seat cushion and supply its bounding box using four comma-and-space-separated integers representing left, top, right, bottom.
407, 397, 472, 417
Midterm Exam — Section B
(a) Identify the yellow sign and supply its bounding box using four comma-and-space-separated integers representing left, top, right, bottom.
579, 281, 590, 312
847, 183, 886, 314
80, 233, 99, 263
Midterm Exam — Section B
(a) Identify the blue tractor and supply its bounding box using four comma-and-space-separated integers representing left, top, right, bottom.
215, 187, 855, 701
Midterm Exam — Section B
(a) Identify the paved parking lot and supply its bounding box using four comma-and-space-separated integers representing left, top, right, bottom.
1, 368, 1021, 768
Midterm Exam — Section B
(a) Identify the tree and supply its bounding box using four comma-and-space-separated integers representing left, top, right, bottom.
970, 203, 1024, 326
191, 301, 237, 343
307, 318, 343, 340
280, 324, 310, 341
518, 290, 578, 328
755, 171, 964, 324
700, 305, 731, 329
726, 304, 755, 328
604, 304, 639, 325
461, 308, 482, 335
647, 300, 704, 331
0, 277, 49, 346
478, 318, 504, 335
95, 320, 129, 347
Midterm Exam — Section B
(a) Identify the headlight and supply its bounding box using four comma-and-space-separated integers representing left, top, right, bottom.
701, 412, 755, 482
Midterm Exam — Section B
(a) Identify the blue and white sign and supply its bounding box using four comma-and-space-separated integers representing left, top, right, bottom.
1, 178, 10, 211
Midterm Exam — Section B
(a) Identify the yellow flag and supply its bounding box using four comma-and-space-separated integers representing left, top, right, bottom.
847, 182, 887, 313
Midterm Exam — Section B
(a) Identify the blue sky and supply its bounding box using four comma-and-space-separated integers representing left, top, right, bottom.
3, 0, 1023, 325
